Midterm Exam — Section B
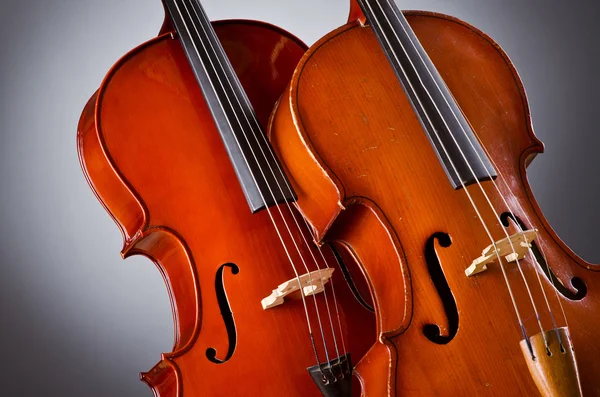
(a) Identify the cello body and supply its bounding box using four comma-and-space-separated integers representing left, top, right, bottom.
77, 17, 374, 396
269, 9, 600, 396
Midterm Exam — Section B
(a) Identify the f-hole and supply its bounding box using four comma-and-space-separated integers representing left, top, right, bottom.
423, 232, 459, 344
206, 263, 239, 364
500, 213, 587, 301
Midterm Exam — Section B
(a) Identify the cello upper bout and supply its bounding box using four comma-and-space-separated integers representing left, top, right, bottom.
77, 91, 146, 248
269, 82, 348, 242
271, 9, 596, 274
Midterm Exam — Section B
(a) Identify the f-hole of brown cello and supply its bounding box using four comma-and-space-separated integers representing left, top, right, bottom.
423, 232, 459, 344
500, 213, 587, 301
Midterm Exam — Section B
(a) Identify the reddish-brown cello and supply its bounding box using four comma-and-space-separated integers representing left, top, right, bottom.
270, 1, 600, 395
77, 0, 374, 395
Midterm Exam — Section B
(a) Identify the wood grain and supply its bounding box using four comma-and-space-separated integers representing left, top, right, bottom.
270, 10, 600, 396
78, 19, 375, 396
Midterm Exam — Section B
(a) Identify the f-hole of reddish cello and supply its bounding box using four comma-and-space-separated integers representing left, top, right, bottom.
423, 232, 459, 344
500, 213, 587, 301
206, 262, 239, 364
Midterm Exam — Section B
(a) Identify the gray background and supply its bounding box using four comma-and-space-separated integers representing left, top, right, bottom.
0, 0, 598, 395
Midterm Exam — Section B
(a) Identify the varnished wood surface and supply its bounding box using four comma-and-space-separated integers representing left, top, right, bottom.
77, 19, 375, 396
520, 327, 582, 397
270, 11, 600, 396
348, 0, 366, 24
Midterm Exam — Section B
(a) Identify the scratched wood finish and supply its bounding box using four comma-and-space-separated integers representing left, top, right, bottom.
77, 20, 375, 396
269, 11, 600, 396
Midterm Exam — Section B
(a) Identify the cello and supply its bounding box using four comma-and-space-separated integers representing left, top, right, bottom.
269, 0, 600, 395
77, 0, 374, 395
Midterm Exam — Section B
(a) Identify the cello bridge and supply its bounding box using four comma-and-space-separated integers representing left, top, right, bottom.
261, 268, 335, 310
465, 229, 538, 277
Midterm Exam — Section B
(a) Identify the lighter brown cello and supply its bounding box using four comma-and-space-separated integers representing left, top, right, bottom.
269, 2, 600, 396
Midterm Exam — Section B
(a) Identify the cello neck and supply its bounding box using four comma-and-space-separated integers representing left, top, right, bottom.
357, 0, 497, 188
163, 0, 296, 212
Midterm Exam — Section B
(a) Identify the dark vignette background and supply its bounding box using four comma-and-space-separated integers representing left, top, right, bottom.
0, 0, 598, 396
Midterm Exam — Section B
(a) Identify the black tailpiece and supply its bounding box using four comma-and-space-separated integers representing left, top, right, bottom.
308, 354, 352, 397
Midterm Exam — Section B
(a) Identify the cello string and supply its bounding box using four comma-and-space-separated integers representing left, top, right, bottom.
374, 0, 550, 347
172, 0, 327, 365
383, 0, 564, 344
442, 91, 565, 342
197, 7, 351, 361
188, 0, 349, 362
362, 0, 539, 350
177, 0, 339, 364
186, 0, 344, 363
472, 133, 569, 343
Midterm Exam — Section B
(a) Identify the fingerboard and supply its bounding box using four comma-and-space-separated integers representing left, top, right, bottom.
358, 0, 497, 188
163, 0, 297, 212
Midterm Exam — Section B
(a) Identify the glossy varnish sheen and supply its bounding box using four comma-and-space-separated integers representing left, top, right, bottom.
269, 10, 600, 396
78, 19, 375, 396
